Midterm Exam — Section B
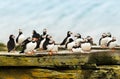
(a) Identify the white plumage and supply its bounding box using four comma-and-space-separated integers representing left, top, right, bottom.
47, 44, 58, 52
18, 34, 25, 44
81, 43, 91, 51
40, 39, 46, 49
72, 48, 83, 53
67, 42, 75, 50
100, 37, 112, 47
24, 41, 37, 53
108, 41, 117, 48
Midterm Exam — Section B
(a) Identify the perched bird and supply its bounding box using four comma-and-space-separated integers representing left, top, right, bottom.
7, 35, 15, 52
16, 29, 25, 45
32, 30, 41, 49
39, 29, 48, 49
47, 40, 58, 54
24, 38, 37, 54
43, 35, 58, 55
107, 37, 117, 48
60, 31, 73, 45
19, 37, 32, 53
72, 43, 82, 53
81, 38, 91, 52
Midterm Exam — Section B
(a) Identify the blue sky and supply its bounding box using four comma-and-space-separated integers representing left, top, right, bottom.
0, 0, 120, 44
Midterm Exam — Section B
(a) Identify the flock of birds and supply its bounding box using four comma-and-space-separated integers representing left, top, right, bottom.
7, 28, 118, 55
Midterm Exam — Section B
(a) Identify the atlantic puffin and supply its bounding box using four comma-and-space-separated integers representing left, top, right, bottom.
107, 37, 117, 48
24, 38, 37, 55
43, 35, 58, 55
32, 30, 41, 49
19, 37, 32, 53
39, 29, 48, 49
99, 33, 108, 47
7, 35, 15, 52
16, 29, 25, 45
72, 42, 82, 53
46, 36, 58, 54
60, 31, 73, 45
81, 38, 91, 52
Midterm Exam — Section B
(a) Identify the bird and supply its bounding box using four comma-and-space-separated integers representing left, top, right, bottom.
24, 38, 37, 55
107, 37, 117, 48
43, 35, 58, 55
7, 35, 15, 52
99, 33, 112, 48
60, 31, 73, 46
39, 29, 48, 50
32, 30, 41, 49
19, 37, 32, 53
81, 38, 91, 52
72, 43, 83, 53
16, 29, 25, 45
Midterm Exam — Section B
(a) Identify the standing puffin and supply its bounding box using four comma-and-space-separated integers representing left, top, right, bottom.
32, 30, 41, 49
107, 37, 117, 48
72, 42, 82, 53
46, 36, 58, 54
7, 35, 15, 52
24, 38, 37, 54
16, 29, 25, 45
60, 31, 73, 45
20, 37, 31, 53
81, 37, 91, 52
39, 29, 48, 49
99, 33, 108, 47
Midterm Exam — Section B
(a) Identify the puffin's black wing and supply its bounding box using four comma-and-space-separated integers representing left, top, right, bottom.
60, 37, 68, 45
99, 38, 102, 45
7, 39, 15, 52
20, 38, 31, 53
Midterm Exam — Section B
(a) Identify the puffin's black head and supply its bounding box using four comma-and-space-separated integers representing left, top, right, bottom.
102, 33, 107, 38
9, 35, 15, 40
43, 28, 47, 35
33, 30, 37, 34
19, 29, 23, 34
67, 31, 72, 37
75, 33, 81, 38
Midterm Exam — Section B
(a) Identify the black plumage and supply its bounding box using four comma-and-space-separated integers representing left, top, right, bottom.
7, 35, 15, 52
16, 30, 23, 43
43, 35, 51, 50
60, 31, 72, 45
20, 37, 31, 53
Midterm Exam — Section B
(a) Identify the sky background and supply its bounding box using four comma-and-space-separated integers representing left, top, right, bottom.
0, 0, 120, 45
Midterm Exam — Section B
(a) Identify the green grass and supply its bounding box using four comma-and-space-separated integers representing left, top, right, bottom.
0, 42, 7, 51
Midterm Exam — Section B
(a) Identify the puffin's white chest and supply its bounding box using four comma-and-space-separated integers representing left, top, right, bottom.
81, 43, 91, 51
18, 34, 25, 44
25, 42, 37, 52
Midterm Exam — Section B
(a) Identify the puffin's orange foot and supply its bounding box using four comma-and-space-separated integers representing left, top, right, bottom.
49, 52, 53, 55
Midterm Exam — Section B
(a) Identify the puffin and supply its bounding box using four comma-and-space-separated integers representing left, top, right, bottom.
43, 35, 58, 55
39, 29, 48, 49
32, 30, 41, 49
47, 36, 58, 54
24, 38, 37, 54
81, 38, 91, 52
19, 37, 32, 53
7, 35, 15, 52
72, 42, 82, 53
67, 33, 83, 51
60, 31, 73, 45
107, 37, 117, 48
16, 29, 25, 45
99, 33, 108, 47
